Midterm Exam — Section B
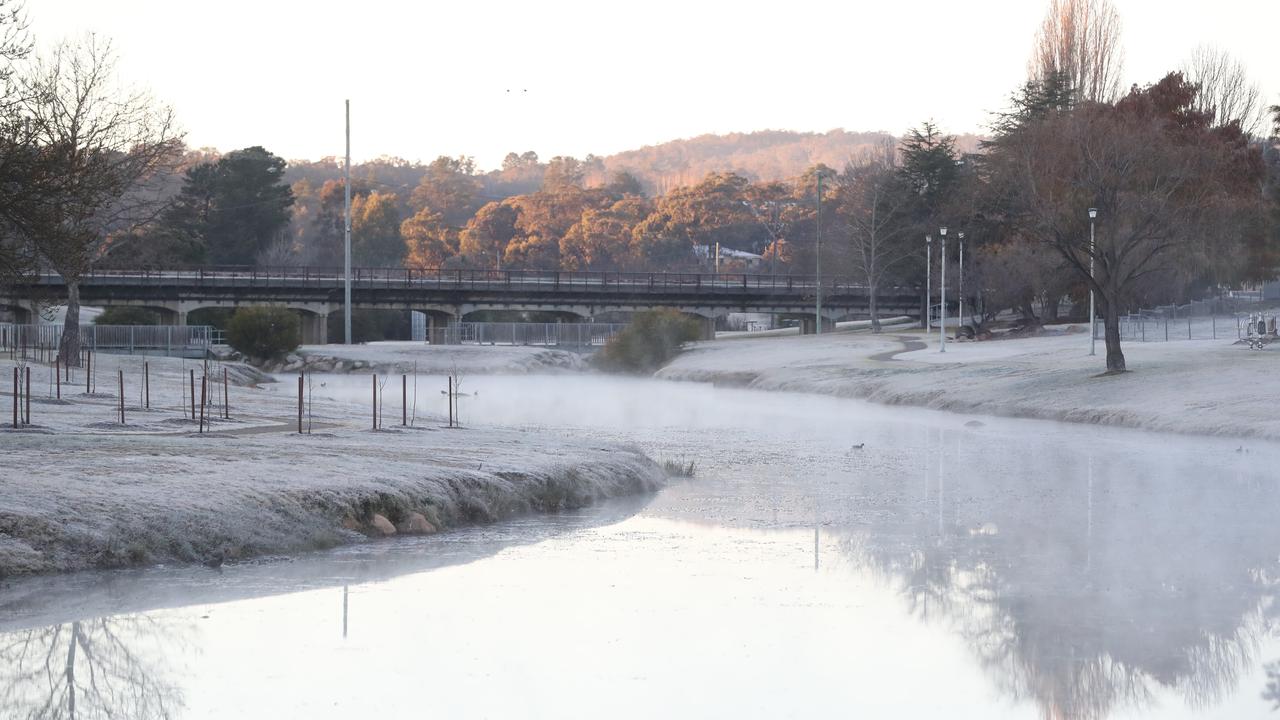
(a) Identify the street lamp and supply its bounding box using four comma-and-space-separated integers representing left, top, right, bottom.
1088, 208, 1097, 356
939, 226, 947, 353
925, 235, 932, 331
958, 231, 966, 335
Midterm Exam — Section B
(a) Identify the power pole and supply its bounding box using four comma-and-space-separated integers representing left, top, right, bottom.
815, 172, 823, 335
344, 100, 353, 345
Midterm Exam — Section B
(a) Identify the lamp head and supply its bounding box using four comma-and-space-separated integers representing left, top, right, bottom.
1088, 208, 1097, 219
940, 226, 947, 236
958, 231, 965, 240
926, 235, 932, 244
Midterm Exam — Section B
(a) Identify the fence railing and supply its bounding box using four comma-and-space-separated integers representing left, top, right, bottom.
0, 323, 215, 360
1092, 296, 1275, 343
424, 322, 627, 347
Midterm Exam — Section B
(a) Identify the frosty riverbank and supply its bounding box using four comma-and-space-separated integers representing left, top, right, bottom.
0, 348, 663, 577
659, 326, 1280, 441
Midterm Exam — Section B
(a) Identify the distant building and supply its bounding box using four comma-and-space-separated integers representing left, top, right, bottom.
692, 244, 764, 270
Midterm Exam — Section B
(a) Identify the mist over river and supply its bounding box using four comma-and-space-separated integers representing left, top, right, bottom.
4, 374, 1280, 719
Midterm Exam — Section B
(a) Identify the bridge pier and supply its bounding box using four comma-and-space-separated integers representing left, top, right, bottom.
697, 315, 716, 341
300, 312, 329, 345
799, 317, 836, 335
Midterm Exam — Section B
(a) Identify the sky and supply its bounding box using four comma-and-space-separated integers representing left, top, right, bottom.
28, 0, 1280, 171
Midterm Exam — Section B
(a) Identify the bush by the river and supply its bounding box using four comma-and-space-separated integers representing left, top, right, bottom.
594, 309, 702, 374
93, 306, 161, 325
226, 306, 301, 360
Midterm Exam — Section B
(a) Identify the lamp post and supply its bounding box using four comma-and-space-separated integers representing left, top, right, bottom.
925, 235, 932, 331
958, 231, 966, 334
1088, 208, 1097, 356
939, 226, 947, 353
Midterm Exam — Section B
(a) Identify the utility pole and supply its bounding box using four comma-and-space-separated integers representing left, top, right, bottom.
815, 172, 823, 335
344, 99, 353, 345
925, 235, 932, 331
939, 226, 947, 353
1089, 208, 1097, 356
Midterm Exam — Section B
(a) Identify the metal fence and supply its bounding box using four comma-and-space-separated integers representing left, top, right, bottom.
430, 322, 627, 347
0, 323, 215, 360
1093, 296, 1275, 343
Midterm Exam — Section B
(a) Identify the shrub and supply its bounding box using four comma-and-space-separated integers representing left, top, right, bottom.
225, 306, 301, 360
593, 309, 703, 374
94, 306, 161, 325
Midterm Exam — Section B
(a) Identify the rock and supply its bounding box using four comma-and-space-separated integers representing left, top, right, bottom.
369, 513, 396, 536
964, 420, 985, 428
341, 516, 361, 531
334, 361, 347, 372
285, 353, 302, 364
399, 512, 437, 535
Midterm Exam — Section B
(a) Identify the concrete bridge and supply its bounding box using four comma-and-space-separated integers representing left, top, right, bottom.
2, 266, 922, 343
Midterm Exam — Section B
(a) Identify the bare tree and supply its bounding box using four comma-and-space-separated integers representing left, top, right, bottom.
986, 75, 1261, 372
1181, 45, 1265, 135
0, 616, 189, 718
833, 159, 914, 332
1029, 0, 1125, 103
18, 34, 183, 365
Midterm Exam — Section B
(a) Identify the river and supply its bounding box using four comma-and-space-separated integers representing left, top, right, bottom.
3, 374, 1280, 719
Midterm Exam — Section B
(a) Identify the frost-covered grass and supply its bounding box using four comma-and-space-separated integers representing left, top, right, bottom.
263, 341, 587, 375
0, 352, 662, 577
658, 326, 1280, 441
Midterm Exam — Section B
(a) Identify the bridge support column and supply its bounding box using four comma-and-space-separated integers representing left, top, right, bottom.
176, 311, 188, 327
299, 313, 328, 345
698, 316, 716, 341
425, 312, 457, 345
800, 317, 836, 335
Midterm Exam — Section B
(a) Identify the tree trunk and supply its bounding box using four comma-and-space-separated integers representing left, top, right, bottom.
1043, 293, 1060, 323
66, 621, 79, 718
869, 279, 881, 332
1102, 298, 1126, 372
59, 280, 82, 367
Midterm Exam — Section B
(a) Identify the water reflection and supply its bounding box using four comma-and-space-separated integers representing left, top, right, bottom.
0, 615, 191, 719
843, 429, 1280, 719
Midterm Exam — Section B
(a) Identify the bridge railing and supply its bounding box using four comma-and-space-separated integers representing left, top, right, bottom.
49, 266, 905, 297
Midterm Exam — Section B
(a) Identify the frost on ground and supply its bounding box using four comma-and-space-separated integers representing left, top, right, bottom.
259, 341, 586, 375
658, 326, 1280, 440
0, 352, 662, 577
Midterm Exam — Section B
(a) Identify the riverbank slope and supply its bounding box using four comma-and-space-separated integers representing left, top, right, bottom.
0, 351, 662, 577
658, 327, 1280, 440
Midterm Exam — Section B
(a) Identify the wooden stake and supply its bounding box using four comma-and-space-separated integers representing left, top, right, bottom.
189, 369, 196, 420
223, 367, 229, 419
144, 361, 150, 409
24, 366, 30, 424
372, 374, 377, 430
402, 374, 407, 426
86, 350, 91, 394
297, 373, 303, 434
448, 375, 454, 428
11, 366, 16, 429
118, 370, 125, 424
199, 375, 207, 433
55, 358, 61, 399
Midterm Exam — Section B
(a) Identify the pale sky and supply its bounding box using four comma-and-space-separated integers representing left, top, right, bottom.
29, 0, 1280, 170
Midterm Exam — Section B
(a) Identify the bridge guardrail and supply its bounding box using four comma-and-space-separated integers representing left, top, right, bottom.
39, 266, 914, 298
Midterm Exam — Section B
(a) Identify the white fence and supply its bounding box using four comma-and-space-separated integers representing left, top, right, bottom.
426, 322, 627, 347
0, 323, 215, 360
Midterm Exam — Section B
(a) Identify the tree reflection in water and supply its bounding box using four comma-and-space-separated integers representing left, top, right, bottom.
843, 429, 1280, 720
0, 614, 190, 719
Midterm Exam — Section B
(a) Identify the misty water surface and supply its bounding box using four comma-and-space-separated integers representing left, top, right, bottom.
3, 374, 1280, 719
